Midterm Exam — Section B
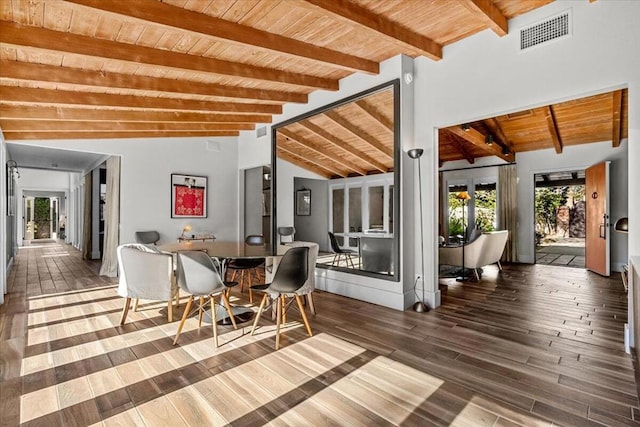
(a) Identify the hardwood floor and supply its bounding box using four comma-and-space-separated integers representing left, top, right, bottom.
1, 242, 637, 426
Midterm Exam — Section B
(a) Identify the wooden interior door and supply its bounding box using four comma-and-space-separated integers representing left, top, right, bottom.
585, 161, 610, 276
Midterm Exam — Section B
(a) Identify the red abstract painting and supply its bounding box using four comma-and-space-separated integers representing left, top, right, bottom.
174, 185, 205, 217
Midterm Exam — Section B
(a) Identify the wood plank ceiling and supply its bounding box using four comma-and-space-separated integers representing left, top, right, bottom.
439, 88, 629, 166
4, 1, 622, 174
0, 0, 552, 147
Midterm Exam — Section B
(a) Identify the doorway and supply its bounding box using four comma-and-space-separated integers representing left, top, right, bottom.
23, 196, 60, 242
534, 170, 586, 268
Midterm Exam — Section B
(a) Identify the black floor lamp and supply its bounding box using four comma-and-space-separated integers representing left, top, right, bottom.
407, 148, 428, 312
456, 191, 471, 282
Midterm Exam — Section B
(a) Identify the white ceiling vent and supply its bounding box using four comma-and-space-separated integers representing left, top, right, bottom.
256, 126, 267, 138
520, 10, 571, 51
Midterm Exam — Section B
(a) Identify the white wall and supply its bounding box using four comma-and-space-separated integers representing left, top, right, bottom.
415, 0, 640, 307
10, 137, 240, 246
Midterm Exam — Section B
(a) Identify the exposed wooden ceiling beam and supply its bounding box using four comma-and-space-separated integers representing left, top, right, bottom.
324, 110, 393, 160
354, 100, 393, 133
303, 0, 442, 60
277, 136, 347, 178
299, 120, 388, 173
0, 120, 254, 132
545, 106, 563, 153
484, 117, 513, 150
448, 132, 475, 164
2, 130, 239, 140
0, 60, 308, 104
462, 0, 508, 36
447, 124, 514, 162
0, 21, 338, 91
612, 89, 623, 147
278, 127, 367, 176
0, 87, 281, 115
0, 105, 271, 123
276, 147, 333, 179
66, 0, 379, 75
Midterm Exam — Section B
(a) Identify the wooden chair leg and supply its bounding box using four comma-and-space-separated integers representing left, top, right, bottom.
120, 297, 131, 325
133, 298, 139, 312
307, 292, 316, 315
198, 296, 205, 328
281, 295, 287, 324
295, 294, 313, 337
275, 295, 282, 350
173, 296, 193, 345
473, 268, 481, 282
251, 293, 268, 335
221, 292, 238, 330
211, 296, 218, 348
168, 299, 173, 322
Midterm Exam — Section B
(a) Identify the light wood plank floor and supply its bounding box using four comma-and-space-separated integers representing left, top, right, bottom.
1, 242, 638, 426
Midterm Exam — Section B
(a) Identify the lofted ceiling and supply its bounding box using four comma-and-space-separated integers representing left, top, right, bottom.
0, 0, 552, 143
439, 88, 628, 165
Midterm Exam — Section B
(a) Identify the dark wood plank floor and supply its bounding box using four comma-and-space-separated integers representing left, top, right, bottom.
1, 242, 637, 426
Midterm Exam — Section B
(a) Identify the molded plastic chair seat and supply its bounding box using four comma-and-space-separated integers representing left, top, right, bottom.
135, 231, 160, 245
278, 226, 295, 244
328, 231, 358, 268
250, 246, 312, 349
226, 235, 265, 302
173, 251, 237, 348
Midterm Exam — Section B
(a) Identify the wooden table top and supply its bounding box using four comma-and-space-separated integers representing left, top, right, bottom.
159, 241, 274, 258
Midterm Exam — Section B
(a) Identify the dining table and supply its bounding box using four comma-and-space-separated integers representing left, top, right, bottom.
159, 240, 276, 326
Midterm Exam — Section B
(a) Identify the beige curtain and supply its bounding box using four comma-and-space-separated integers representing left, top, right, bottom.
498, 164, 518, 263
99, 156, 121, 277
82, 172, 92, 260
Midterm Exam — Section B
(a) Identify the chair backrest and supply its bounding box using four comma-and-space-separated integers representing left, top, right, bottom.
328, 231, 342, 253
269, 246, 309, 294
176, 251, 226, 296
245, 234, 264, 246
117, 244, 175, 300
135, 230, 160, 245
278, 226, 295, 243
278, 241, 318, 294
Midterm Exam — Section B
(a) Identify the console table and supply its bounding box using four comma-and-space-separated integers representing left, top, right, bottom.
177, 234, 215, 243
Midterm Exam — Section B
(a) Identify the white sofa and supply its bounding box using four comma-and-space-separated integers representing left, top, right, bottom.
438, 230, 509, 281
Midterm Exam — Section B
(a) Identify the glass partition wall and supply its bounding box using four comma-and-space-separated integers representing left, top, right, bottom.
272, 80, 400, 280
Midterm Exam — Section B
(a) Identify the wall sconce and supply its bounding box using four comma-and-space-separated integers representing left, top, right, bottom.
181, 224, 192, 237
485, 135, 494, 145
461, 124, 470, 132
7, 159, 20, 179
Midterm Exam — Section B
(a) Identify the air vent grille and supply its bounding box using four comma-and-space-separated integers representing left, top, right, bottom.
256, 126, 267, 138
520, 11, 570, 50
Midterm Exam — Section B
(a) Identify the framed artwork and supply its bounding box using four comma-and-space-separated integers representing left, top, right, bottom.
171, 174, 207, 218
296, 189, 311, 216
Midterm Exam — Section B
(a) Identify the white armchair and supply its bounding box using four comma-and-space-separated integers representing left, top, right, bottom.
116, 243, 178, 325
438, 230, 509, 281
